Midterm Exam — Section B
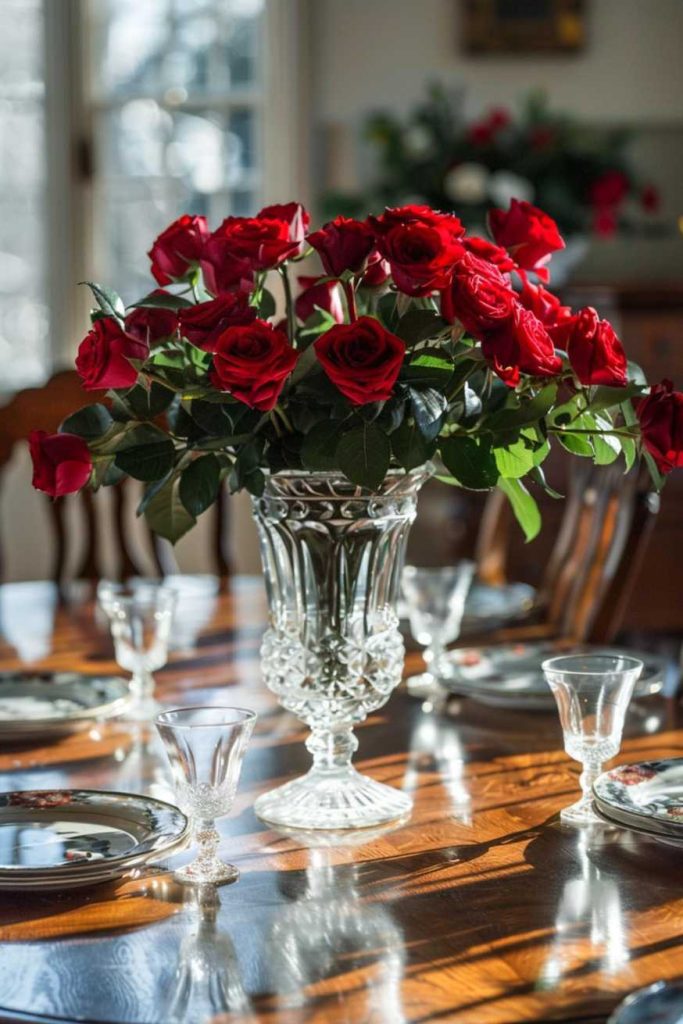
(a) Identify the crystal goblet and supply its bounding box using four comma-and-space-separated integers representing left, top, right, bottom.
402, 562, 475, 692
105, 588, 177, 717
542, 654, 643, 826
156, 706, 256, 885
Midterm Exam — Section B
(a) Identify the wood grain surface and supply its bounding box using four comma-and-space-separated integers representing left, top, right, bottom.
0, 577, 680, 1024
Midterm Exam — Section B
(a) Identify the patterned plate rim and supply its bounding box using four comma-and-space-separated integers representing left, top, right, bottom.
593, 759, 683, 830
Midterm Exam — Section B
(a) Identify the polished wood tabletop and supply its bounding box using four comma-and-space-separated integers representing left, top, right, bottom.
0, 577, 680, 1024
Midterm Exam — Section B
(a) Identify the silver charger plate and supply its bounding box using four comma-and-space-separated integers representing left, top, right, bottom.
436, 642, 665, 709
593, 760, 683, 838
592, 801, 683, 848
0, 672, 132, 741
0, 789, 189, 889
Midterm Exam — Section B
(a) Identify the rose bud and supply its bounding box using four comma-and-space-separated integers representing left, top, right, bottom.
148, 214, 209, 286
124, 292, 178, 344
482, 305, 562, 387
314, 316, 405, 405
295, 276, 345, 323
307, 216, 376, 277
635, 380, 683, 474
29, 431, 92, 498
179, 293, 257, 352
371, 205, 465, 297
75, 317, 148, 391
210, 319, 297, 411
488, 199, 565, 278
555, 306, 628, 387
360, 252, 391, 288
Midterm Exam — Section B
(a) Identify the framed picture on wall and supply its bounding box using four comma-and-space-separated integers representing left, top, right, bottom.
461, 0, 586, 54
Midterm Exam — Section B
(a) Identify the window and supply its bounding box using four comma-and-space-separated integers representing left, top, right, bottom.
0, 0, 48, 389
85, 0, 267, 303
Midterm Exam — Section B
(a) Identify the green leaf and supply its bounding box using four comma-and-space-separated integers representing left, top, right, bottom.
494, 438, 536, 479
60, 403, 112, 441
144, 477, 196, 543
621, 436, 637, 472
123, 381, 176, 419
486, 383, 557, 432
409, 387, 447, 441
80, 281, 125, 321
301, 421, 342, 471
337, 422, 391, 490
643, 450, 666, 493
498, 478, 542, 542
257, 288, 277, 319
394, 309, 445, 346
115, 440, 176, 481
401, 350, 453, 389
137, 469, 176, 516
587, 382, 645, 414
391, 420, 432, 471
529, 464, 563, 499
439, 435, 499, 489
179, 454, 221, 517
129, 291, 193, 311
557, 432, 594, 457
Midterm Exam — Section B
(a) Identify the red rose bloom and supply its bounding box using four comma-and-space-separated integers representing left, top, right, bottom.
590, 171, 629, 209
372, 205, 465, 297
360, 253, 391, 288
489, 199, 565, 276
443, 253, 515, 334
148, 215, 209, 286
519, 279, 573, 331
635, 380, 683, 474
308, 216, 376, 277
124, 293, 178, 344
464, 236, 515, 275
295, 276, 345, 323
259, 202, 310, 255
482, 305, 563, 387
210, 320, 297, 410
314, 316, 405, 405
75, 317, 148, 392
553, 306, 628, 387
29, 431, 92, 497
208, 211, 302, 275
179, 293, 257, 352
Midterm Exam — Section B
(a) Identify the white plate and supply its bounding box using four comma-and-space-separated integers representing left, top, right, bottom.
0, 789, 188, 888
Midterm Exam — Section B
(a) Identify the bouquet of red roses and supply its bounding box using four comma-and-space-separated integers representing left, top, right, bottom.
29, 198, 682, 542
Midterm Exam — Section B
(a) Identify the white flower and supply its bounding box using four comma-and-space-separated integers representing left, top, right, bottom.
443, 163, 490, 204
489, 171, 534, 208
403, 125, 433, 158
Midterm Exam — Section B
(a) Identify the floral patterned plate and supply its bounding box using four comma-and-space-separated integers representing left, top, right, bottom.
0, 790, 189, 889
594, 760, 683, 838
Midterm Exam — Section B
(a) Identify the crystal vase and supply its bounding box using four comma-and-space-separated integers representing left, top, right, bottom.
251, 468, 430, 830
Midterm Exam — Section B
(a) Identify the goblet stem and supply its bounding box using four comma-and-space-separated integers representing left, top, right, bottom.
424, 640, 446, 680
306, 726, 358, 774
176, 819, 239, 886
131, 668, 155, 702
561, 760, 603, 825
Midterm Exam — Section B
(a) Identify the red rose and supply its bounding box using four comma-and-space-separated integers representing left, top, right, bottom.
360, 253, 391, 288
210, 320, 297, 410
482, 305, 562, 387
467, 121, 495, 146
75, 317, 148, 392
635, 380, 683, 474
179, 293, 257, 352
259, 202, 310, 255
464, 236, 515, 274
590, 171, 629, 209
200, 239, 255, 296
29, 431, 92, 497
124, 293, 178, 344
553, 307, 628, 387
314, 316, 405, 405
307, 216, 376, 277
207, 210, 302, 277
443, 253, 515, 334
489, 199, 565, 276
148, 215, 209, 286
519, 279, 573, 331
295, 276, 344, 323
372, 205, 465, 297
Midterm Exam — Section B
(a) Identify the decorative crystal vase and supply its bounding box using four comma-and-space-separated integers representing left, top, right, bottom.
251, 467, 430, 830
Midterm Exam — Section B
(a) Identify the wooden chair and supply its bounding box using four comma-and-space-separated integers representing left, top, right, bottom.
470, 461, 659, 646
0, 369, 233, 584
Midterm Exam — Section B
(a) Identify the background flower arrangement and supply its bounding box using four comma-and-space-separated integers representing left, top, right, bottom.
29, 198, 682, 543
324, 86, 662, 239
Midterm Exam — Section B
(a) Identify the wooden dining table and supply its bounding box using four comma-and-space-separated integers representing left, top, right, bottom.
0, 576, 680, 1024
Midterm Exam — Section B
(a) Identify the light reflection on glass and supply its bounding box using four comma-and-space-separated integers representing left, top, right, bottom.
539, 826, 628, 987
404, 709, 471, 823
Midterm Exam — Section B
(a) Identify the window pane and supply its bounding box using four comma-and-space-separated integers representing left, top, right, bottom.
88, 0, 265, 302
0, 0, 47, 389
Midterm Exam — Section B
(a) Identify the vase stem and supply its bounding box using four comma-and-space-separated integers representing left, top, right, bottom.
306, 727, 358, 773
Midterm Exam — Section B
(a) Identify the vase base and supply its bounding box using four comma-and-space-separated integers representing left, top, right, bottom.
255, 767, 412, 831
